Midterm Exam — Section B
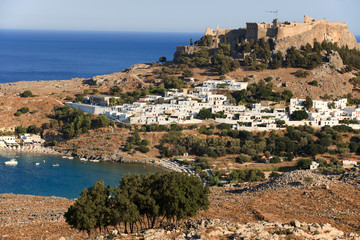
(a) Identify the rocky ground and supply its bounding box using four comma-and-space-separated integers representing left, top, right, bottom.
1, 170, 360, 239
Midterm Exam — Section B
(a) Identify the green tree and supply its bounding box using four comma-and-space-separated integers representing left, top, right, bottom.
138, 145, 150, 153
159, 56, 167, 63
290, 110, 308, 120
15, 126, 27, 135
64, 180, 111, 236
281, 90, 293, 102
164, 76, 183, 89
296, 158, 313, 169
198, 35, 213, 47
303, 96, 313, 110
27, 124, 41, 134
197, 108, 212, 119
21, 90, 34, 98
75, 95, 84, 102
182, 69, 194, 78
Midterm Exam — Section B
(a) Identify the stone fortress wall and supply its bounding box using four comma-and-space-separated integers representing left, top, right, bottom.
174, 15, 359, 60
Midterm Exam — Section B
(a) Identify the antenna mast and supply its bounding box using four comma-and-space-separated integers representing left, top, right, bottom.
266, 9, 279, 20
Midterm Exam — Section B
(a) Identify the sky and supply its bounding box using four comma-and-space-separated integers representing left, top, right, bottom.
0, 0, 359, 35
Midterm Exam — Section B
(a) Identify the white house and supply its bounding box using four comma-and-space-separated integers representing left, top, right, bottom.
310, 161, 320, 170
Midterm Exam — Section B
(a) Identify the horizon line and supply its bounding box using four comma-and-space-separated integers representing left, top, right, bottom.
0, 27, 204, 34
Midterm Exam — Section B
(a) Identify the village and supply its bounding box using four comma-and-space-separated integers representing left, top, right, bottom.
65, 79, 360, 131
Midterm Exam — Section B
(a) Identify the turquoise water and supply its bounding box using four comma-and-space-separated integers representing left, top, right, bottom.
0, 153, 163, 199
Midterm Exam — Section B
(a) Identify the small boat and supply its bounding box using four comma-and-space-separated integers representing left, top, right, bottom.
43, 160, 46, 163
62, 156, 68, 159
68, 157, 74, 160
35, 163, 40, 166
5, 159, 18, 166
90, 160, 100, 162
80, 158, 87, 161
52, 163, 60, 167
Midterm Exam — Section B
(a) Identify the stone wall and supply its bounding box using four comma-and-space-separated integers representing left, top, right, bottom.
173, 45, 200, 61
276, 23, 313, 40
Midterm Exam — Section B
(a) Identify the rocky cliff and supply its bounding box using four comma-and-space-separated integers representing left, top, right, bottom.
274, 22, 359, 51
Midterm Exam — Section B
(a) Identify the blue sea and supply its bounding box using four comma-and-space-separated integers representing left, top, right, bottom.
0, 29, 202, 83
0, 153, 163, 199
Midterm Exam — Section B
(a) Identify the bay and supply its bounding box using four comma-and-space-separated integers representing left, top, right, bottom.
0, 153, 163, 199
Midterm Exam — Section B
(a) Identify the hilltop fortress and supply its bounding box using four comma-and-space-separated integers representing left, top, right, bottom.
175, 15, 359, 59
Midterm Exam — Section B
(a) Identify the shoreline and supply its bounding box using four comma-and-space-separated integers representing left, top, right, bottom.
0, 146, 61, 155
0, 146, 181, 171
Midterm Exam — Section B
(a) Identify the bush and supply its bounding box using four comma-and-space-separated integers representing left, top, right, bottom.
236, 154, 251, 163
138, 145, 150, 153
296, 158, 312, 169
264, 77, 273, 82
310, 80, 318, 86
294, 70, 310, 78
19, 107, 29, 113
197, 108, 212, 119
304, 177, 313, 183
270, 156, 281, 163
182, 69, 194, 78
48, 140, 58, 146
269, 171, 280, 178
291, 110, 308, 120
75, 95, 84, 102
21, 90, 34, 97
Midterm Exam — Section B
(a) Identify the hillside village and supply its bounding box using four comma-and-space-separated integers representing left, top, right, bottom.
66, 78, 360, 131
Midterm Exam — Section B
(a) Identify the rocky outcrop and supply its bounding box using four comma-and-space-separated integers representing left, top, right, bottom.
65, 150, 151, 163
274, 23, 359, 52
241, 170, 336, 192
84, 63, 150, 87
120, 218, 358, 240
326, 50, 344, 69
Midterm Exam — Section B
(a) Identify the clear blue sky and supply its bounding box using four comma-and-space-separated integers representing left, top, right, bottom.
1, 0, 359, 35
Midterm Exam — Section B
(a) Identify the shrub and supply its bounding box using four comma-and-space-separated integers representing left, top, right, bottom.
296, 158, 313, 169
236, 154, 251, 163
48, 140, 58, 146
182, 69, 194, 78
21, 90, 34, 97
294, 70, 310, 78
264, 76, 273, 82
197, 108, 212, 119
138, 145, 150, 153
304, 177, 313, 183
291, 110, 308, 120
269, 171, 280, 178
19, 107, 29, 113
270, 156, 281, 163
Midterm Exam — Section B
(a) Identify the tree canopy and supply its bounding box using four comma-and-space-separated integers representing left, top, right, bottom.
64, 172, 210, 236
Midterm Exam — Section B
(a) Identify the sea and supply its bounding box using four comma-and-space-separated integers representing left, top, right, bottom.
0, 29, 202, 83
0, 153, 163, 199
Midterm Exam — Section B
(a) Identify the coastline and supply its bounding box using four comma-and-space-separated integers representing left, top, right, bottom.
0, 145, 182, 171
0, 145, 61, 155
